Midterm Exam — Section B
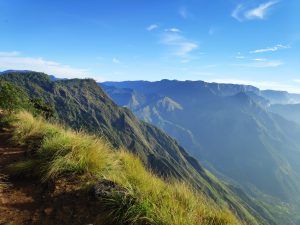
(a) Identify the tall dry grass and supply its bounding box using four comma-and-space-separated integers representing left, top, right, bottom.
8, 111, 242, 225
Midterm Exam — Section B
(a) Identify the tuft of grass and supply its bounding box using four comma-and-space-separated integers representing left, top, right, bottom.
10, 111, 116, 180
7, 111, 243, 225
100, 192, 156, 225
42, 131, 115, 180
11, 111, 60, 148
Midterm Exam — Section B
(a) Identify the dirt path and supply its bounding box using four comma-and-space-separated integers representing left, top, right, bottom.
0, 119, 105, 225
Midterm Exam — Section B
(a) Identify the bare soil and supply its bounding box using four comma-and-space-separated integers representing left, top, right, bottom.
0, 122, 107, 225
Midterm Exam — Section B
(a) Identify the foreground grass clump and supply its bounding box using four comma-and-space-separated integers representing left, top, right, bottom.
8, 111, 242, 225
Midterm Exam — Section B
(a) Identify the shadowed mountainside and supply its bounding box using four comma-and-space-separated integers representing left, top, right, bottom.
0, 71, 283, 225
101, 79, 300, 224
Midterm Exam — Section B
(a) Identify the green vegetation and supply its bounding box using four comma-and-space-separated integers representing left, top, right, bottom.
0, 80, 30, 112
7, 111, 241, 225
0, 79, 55, 118
0, 71, 284, 225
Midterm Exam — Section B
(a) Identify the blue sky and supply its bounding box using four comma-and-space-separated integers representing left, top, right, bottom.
0, 0, 299, 92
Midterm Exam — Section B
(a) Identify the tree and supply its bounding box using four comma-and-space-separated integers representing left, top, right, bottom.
0, 80, 27, 112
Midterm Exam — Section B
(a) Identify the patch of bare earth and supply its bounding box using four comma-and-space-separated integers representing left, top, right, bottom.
0, 124, 106, 225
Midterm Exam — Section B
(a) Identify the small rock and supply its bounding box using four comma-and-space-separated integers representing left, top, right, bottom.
92, 179, 128, 200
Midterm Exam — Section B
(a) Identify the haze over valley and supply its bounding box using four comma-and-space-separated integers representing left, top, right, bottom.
0, 1, 299, 225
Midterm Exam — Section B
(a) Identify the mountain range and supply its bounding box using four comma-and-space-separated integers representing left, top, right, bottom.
0, 70, 282, 225
100, 79, 300, 223
1, 71, 300, 224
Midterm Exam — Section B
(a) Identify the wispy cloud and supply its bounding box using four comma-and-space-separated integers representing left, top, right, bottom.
0, 52, 87, 78
246, 1, 278, 19
232, 1, 278, 22
165, 28, 181, 33
112, 57, 120, 64
253, 58, 267, 61
233, 60, 283, 68
250, 44, 290, 53
231, 4, 244, 22
161, 32, 198, 57
146, 24, 159, 31
209, 79, 300, 93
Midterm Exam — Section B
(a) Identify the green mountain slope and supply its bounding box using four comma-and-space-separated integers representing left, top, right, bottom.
0, 71, 282, 225
101, 80, 300, 224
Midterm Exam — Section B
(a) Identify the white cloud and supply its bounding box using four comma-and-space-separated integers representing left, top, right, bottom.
209, 79, 300, 94
250, 44, 290, 53
0, 53, 87, 78
146, 24, 159, 31
231, 4, 244, 22
112, 57, 120, 64
161, 32, 198, 57
165, 28, 181, 33
245, 1, 278, 20
233, 60, 283, 68
253, 58, 267, 61
294, 79, 300, 83
232, 1, 278, 22
0, 51, 20, 57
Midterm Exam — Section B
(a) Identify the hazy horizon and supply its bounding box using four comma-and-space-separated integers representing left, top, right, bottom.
1, 2, 300, 223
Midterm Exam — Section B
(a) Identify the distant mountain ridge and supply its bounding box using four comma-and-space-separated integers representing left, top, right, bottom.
101, 79, 300, 224
0, 70, 34, 74
0, 70, 283, 225
102, 79, 300, 104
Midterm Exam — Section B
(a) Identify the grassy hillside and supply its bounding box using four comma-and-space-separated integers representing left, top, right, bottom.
0, 71, 285, 225
4, 111, 241, 225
